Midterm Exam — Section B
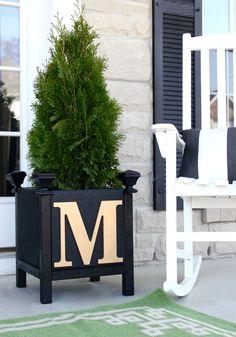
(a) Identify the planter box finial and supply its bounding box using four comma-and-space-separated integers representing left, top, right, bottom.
119, 170, 140, 193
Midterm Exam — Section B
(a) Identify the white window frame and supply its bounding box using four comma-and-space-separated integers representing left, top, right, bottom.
0, 0, 81, 248
0, 0, 82, 194
0, 0, 21, 203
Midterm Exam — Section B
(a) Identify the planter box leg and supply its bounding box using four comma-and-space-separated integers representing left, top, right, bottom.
39, 191, 52, 304
90, 276, 100, 282
40, 278, 52, 304
122, 268, 134, 296
16, 267, 26, 288
122, 186, 136, 296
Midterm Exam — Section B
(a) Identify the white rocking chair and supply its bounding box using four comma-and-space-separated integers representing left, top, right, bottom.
152, 33, 236, 296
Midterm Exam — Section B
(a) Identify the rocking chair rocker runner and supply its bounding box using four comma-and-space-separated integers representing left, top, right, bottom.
152, 33, 236, 296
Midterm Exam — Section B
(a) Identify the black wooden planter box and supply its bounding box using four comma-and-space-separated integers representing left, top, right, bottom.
7, 170, 140, 304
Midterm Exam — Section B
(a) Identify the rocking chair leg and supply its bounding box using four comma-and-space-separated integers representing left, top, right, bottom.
183, 197, 194, 278
164, 199, 178, 295
164, 197, 202, 297
164, 131, 178, 292
165, 201, 178, 287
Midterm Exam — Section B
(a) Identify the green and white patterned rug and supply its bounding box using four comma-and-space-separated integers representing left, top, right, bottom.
0, 289, 236, 336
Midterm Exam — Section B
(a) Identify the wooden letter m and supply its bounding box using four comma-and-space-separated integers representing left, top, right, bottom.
53, 200, 123, 267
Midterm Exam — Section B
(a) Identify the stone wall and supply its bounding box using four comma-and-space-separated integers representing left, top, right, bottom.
82, 0, 154, 263
82, 0, 236, 264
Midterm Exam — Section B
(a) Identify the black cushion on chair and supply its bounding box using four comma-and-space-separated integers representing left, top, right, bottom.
227, 127, 236, 183
178, 129, 200, 179
178, 127, 236, 184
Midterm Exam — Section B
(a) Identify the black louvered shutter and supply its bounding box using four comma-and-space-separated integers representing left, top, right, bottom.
153, 0, 201, 210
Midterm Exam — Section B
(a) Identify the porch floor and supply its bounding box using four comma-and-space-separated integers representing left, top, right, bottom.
0, 257, 236, 323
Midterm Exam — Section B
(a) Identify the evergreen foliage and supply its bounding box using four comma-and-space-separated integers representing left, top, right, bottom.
27, 8, 123, 189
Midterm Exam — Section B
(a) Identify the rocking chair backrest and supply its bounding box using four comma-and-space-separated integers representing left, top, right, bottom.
182, 33, 236, 130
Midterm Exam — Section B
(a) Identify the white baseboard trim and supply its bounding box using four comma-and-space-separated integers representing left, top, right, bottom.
0, 254, 15, 275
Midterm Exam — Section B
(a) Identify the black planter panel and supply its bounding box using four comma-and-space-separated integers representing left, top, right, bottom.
17, 188, 40, 268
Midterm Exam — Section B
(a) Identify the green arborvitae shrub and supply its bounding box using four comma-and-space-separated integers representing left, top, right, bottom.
27, 9, 123, 189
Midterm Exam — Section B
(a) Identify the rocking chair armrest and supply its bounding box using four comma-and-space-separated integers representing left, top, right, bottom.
151, 123, 185, 158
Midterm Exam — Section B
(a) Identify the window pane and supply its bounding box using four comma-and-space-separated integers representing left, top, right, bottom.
0, 136, 19, 196
0, 72, 20, 131
231, 0, 236, 32
210, 50, 234, 127
226, 50, 234, 126
203, 0, 229, 35
0, 6, 19, 66
210, 51, 217, 127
